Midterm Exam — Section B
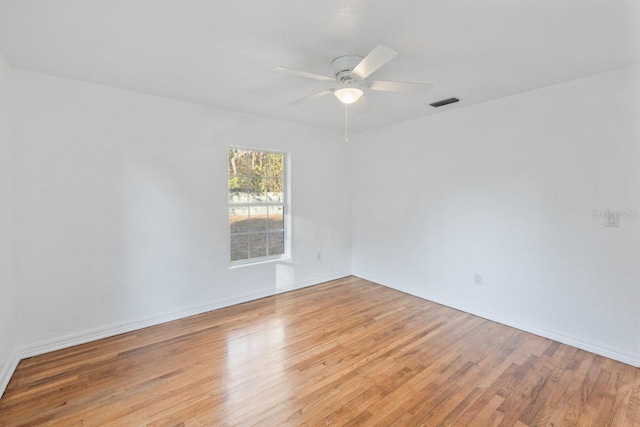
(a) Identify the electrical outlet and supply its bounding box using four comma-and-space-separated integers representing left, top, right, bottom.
474, 274, 483, 286
317, 252, 322, 261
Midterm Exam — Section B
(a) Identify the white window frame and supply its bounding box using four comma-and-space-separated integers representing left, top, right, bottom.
228, 147, 290, 267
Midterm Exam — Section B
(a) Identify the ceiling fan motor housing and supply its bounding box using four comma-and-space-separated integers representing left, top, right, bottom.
331, 55, 364, 83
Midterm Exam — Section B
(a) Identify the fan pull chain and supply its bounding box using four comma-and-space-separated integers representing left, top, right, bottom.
345, 104, 349, 142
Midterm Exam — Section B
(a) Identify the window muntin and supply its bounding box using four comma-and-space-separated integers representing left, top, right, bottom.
228, 149, 286, 263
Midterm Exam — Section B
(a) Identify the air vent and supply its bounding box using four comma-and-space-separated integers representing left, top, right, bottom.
429, 97, 460, 108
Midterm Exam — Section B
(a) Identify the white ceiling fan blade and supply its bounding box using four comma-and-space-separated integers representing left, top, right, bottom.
351, 45, 398, 79
273, 66, 335, 82
367, 80, 434, 93
289, 89, 335, 105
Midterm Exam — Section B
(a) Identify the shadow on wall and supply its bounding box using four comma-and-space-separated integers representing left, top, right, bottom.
121, 154, 215, 317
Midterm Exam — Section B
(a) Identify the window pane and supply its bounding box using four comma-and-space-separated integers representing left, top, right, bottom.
230, 207, 249, 234
268, 231, 284, 256
249, 206, 268, 232
248, 151, 267, 177
268, 206, 284, 231
250, 233, 267, 258
267, 153, 284, 178
267, 178, 284, 203
249, 176, 266, 202
228, 175, 248, 203
230, 235, 249, 261
229, 149, 249, 176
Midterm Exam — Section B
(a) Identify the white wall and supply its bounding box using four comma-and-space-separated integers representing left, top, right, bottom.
0, 53, 18, 396
5, 63, 639, 369
13, 70, 352, 352
352, 65, 640, 366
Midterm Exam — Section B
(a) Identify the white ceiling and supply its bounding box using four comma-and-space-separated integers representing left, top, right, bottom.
1, 0, 639, 132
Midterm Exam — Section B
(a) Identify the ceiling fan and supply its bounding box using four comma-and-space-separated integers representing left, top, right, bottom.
274, 45, 433, 108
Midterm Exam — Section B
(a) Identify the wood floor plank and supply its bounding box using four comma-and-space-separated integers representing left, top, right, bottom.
0, 276, 638, 426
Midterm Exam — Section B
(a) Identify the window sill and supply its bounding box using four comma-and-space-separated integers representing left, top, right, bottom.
229, 254, 290, 269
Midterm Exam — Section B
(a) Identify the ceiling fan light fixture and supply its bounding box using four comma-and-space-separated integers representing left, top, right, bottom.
334, 87, 363, 104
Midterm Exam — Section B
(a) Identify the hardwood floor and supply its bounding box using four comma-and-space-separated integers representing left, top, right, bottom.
1, 276, 638, 426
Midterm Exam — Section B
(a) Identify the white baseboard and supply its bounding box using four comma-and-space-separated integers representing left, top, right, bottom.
0, 350, 20, 400
18, 272, 350, 360
354, 272, 640, 368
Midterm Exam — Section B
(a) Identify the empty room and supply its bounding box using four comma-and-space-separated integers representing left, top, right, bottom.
0, 1, 639, 426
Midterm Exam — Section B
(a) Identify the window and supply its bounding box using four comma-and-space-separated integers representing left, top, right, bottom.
228, 148, 286, 263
